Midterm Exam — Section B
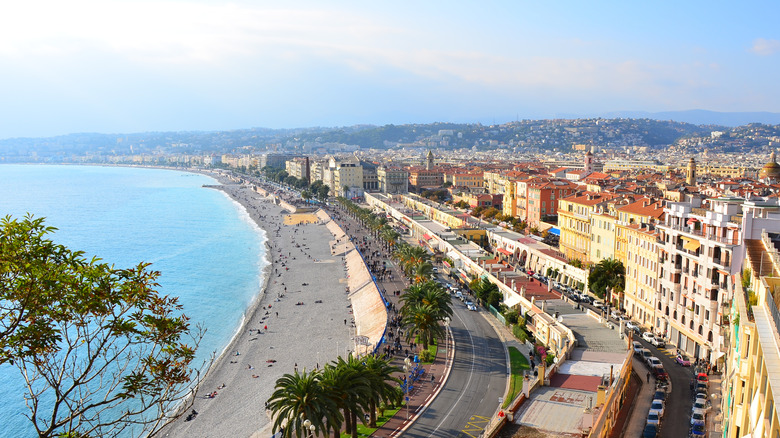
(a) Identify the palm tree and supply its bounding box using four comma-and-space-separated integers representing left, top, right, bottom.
401, 304, 446, 350
588, 258, 625, 307
361, 355, 402, 428
325, 356, 372, 438
401, 281, 453, 318
411, 261, 434, 284
268, 370, 338, 438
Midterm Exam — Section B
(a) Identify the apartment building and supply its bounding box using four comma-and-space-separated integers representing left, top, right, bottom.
285, 156, 310, 181
526, 179, 578, 226
656, 196, 780, 363
328, 156, 363, 197
377, 166, 409, 194
558, 192, 619, 265
590, 212, 617, 264
622, 224, 662, 328
723, 231, 780, 438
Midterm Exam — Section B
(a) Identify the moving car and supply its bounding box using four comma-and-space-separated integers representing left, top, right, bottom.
642, 331, 656, 343
676, 353, 691, 366
625, 320, 639, 332
467, 303, 477, 311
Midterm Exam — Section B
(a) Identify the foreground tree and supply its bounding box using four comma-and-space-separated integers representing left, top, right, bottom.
0, 215, 204, 438
268, 370, 338, 438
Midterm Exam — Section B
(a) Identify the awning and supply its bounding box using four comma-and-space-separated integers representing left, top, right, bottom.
422, 234, 433, 240
682, 237, 701, 251
548, 228, 560, 236
497, 248, 512, 256
687, 218, 699, 225
504, 292, 523, 308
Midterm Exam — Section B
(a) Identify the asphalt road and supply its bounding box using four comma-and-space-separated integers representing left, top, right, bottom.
403, 287, 507, 438
635, 335, 695, 436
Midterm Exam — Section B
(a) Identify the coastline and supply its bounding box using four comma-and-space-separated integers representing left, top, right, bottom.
162, 175, 357, 438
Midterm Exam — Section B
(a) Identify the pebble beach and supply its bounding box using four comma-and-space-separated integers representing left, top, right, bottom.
162, 180, 359, 438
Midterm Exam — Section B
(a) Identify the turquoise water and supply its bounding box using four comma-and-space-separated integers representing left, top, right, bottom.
0, 165, 267, 437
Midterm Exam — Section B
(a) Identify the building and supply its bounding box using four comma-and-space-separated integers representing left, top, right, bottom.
446, 170, 484, 190
260, 153, 298, 169
557, 192, 619, 265
377, 166, 409, 194
723, 231, 780, 438
525, 179, 578, 226
327, 156, 364, 197
622, 223, 661, 328
285, 156, 310, 181
590, 211, 618, 265
656, 196, 780, 364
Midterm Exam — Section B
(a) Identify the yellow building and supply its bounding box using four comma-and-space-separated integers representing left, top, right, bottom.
622, 224, 661, 328
558, 192, 618, 265
724, 233, 780, 438
614, 198, 665, 312
590, 212, 617, 264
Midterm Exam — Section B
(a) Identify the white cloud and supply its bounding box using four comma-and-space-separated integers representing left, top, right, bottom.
750, 38, 780, 56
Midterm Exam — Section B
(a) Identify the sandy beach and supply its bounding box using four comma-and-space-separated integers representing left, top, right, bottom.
162, 179, 361, 438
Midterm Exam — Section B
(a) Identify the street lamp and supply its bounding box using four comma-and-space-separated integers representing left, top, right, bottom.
301, 418, 316, 437
403, 357, 412, 420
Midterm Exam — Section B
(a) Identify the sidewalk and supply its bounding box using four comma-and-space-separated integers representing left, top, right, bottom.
325, 205, 455, 437
620, 357, 657, 437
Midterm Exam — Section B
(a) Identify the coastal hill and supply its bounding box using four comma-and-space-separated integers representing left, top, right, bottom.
2, 116, 780, 163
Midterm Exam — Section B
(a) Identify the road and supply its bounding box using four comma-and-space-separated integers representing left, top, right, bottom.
403, 290, 507, 438
635, 336, 695, 436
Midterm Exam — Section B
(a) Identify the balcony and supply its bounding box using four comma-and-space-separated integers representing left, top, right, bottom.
665, 223, 737, 245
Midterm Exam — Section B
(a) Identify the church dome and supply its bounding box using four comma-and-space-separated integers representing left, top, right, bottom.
760, 151, 780, 180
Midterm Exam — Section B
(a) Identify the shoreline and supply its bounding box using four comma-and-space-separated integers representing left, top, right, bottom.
162, 175, 358, 438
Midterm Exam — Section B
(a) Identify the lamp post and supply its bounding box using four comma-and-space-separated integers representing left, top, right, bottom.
403, 357, 412, 420
301, 418, 316, 437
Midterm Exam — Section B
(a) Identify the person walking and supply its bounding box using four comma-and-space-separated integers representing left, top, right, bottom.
646, 372, 650, 383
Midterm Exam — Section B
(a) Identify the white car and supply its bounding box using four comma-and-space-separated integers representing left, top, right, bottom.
467, 303, 477, 311
642, 331, 656, 343
647, 356, 662, 368
625, 320, 639, 331
649, 399, 664, 416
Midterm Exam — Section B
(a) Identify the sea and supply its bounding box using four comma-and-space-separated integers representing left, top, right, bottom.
0, 164, 268, 437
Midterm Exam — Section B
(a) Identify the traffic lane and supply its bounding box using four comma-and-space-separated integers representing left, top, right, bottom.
403, 305, 506, 438
636, 338, 693, 436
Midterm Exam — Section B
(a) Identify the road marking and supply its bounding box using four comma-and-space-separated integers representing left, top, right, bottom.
428, 310, 477, 436
460, 415, 491, 437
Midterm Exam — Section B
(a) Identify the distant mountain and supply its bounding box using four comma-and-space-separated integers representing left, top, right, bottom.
597, 110, 780, 127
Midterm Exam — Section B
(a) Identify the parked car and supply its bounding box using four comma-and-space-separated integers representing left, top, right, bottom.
642, 424, 658, 438
653, 390, 667, 402
640, 349, 653, 364
690, 423, 706, 437
692, 399, 710, 413
690, 411, 706, 426
650, 399, 664, 416
647, 356, 662, 368
633, 341, 643, 355
652, 365, 668, 381
592, 299, 605, 309
676, 353, 691, 366
646, 411, 661, 426
697, 372, 709, 383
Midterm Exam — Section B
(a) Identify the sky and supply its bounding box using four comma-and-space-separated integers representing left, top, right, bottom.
1, 0, 780, 138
